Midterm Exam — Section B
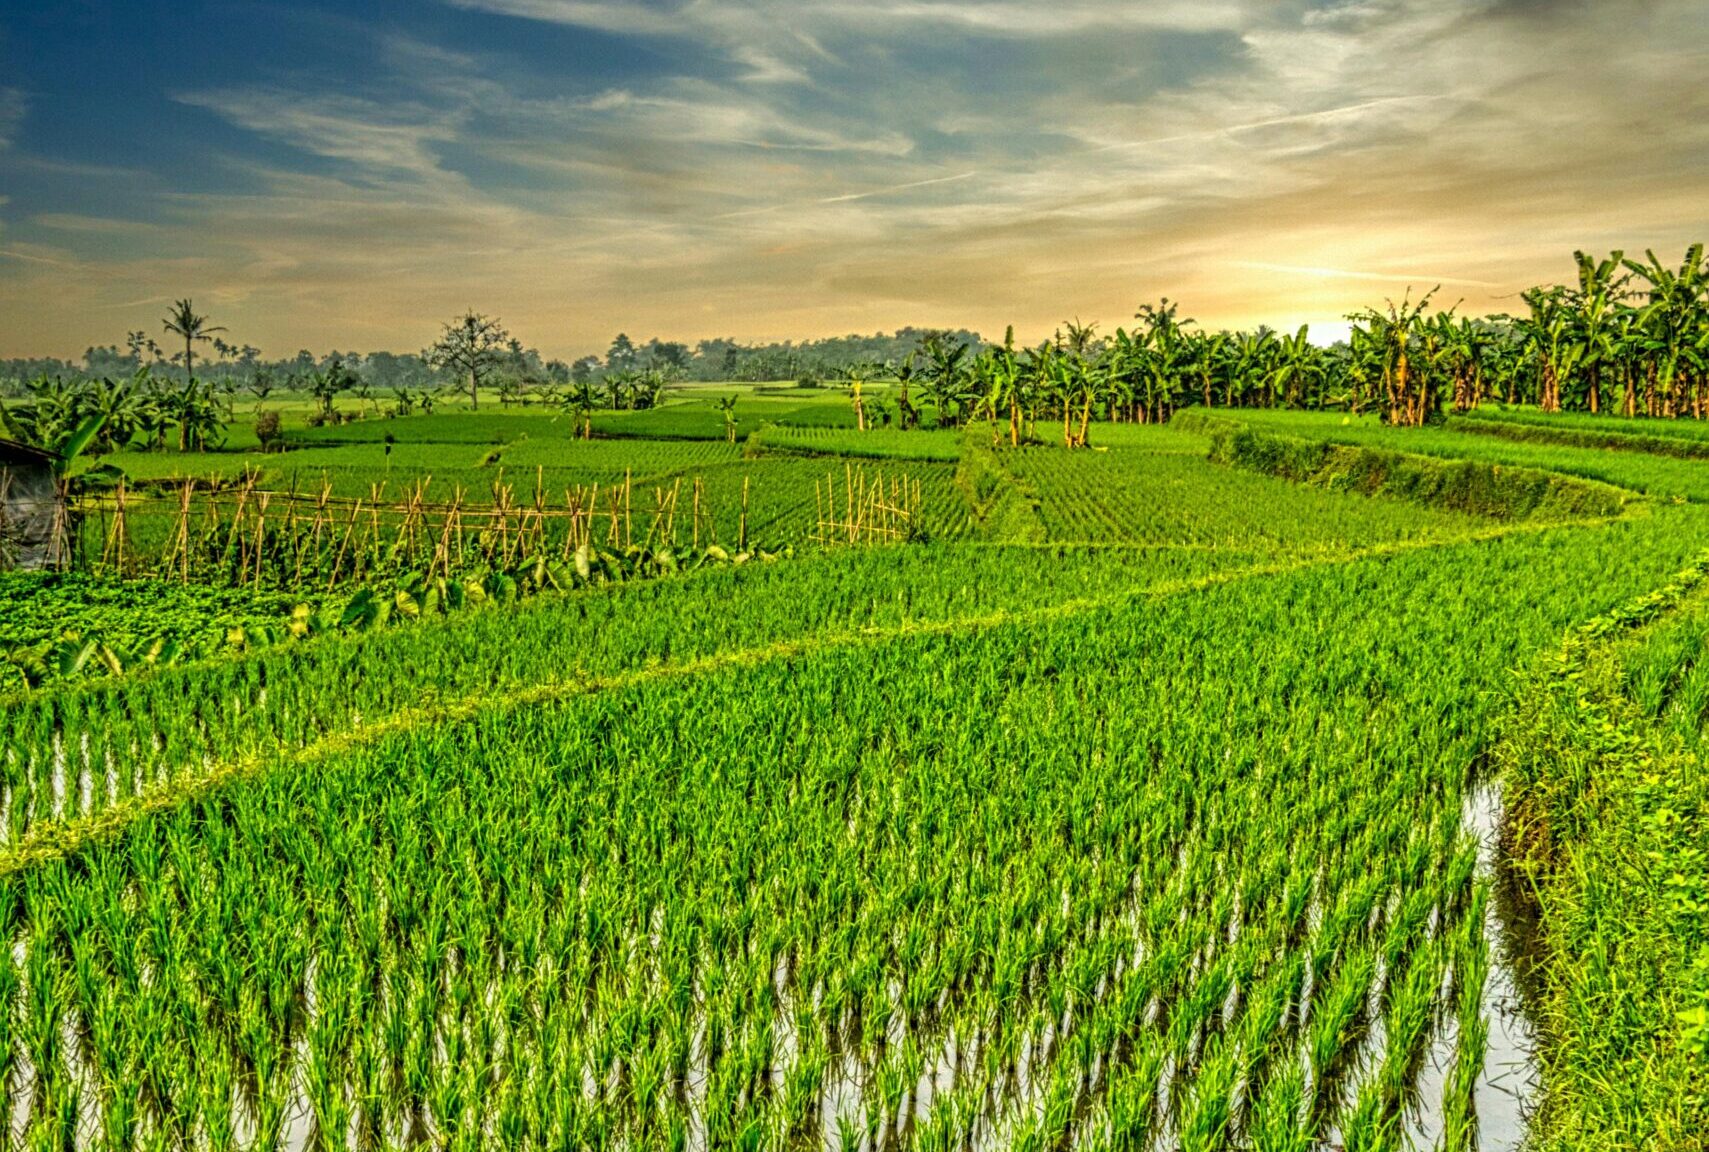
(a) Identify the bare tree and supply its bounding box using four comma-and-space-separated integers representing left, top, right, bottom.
425, 311, 510, 410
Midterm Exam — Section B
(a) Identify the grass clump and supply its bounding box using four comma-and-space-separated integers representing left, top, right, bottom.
1495, 553, 1709, 1150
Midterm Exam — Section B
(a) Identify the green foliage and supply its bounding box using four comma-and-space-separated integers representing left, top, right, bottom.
1195, 414, 1636, 520
1496, 555, 1709, 1149
746, 422, 962, 462
11, 384, 1709, 1145
1209, 409, 1709, 503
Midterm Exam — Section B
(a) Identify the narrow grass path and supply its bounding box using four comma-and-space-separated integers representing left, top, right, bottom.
0, 513, 1633, 879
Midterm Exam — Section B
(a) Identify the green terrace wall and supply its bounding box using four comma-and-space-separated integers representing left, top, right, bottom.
1452, 413, 1709, 461
1177, 413, 1639, 522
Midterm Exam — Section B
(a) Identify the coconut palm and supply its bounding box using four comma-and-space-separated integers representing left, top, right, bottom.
161, 299, 226, 384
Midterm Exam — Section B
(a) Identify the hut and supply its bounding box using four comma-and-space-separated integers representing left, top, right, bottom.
0, 439, 63, 570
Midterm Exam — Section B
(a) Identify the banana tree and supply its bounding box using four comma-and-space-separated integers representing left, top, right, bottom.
570, 379, 599, 438
919, 335, 970, 428
1185, 331, 1231, 409
1567, 249, 1628, 414
973, 328, 1025, 445
1624, 245, 1707, 418
892, 356, 921, 430
1349, 290, 1435, 425
1132, 300, 1193, 421
1270, 325, 1321, 410
603, 371, 631, 410
718, 395, 739, 443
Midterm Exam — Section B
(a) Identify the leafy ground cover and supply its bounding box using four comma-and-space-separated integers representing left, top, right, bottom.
0, 572, 295, 686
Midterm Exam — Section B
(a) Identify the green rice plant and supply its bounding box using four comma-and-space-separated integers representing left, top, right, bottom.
1177, 1033, 1237, 1152
1309, 948, 1377, 1117
1247, 1053, 1311, 1152
1441, 913, 1490, 1152
2, 435, 1706, 1151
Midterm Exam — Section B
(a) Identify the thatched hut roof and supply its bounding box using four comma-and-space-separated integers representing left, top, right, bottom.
0, 438, 55, 469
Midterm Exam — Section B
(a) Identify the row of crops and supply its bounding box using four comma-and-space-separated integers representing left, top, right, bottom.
1, 492, 1706, 1146
1001, 450, 1491, 551
9, 399, 1709, 1149
0, 542, 1290, 853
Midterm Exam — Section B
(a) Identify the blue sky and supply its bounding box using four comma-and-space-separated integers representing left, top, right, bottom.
2, 0, 1706, 357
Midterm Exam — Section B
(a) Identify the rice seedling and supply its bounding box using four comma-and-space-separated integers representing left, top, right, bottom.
3, 415, 1705, 1151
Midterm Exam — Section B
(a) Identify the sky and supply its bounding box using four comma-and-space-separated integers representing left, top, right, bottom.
0, 0, 1705, 360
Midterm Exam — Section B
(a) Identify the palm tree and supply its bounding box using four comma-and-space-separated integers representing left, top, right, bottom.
1349, 290, 1435, 425
1270, 325, 1321, 410
1623, 245, 1707, 418
919, 334, 970, 428
161, 299, 226, 384
718, 395, 739, 443
570, 379, 598, 438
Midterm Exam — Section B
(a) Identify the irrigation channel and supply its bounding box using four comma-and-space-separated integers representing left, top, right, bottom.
2, 525, 1576, 1151
1404, 782, 1540, 1152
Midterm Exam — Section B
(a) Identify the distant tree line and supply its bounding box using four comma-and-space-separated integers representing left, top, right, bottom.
2, 326, 988, 400
6, 245, 1708, 452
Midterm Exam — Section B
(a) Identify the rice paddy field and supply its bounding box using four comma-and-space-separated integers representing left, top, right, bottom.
7, 392, 1709, 1150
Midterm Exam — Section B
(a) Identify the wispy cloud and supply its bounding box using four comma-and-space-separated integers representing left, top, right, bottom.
0, 88, 25, 150
173, 90, 465, 181
3, 0, 1707, 356
443, 0, 683, 37
1235, 261, 1501, 288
